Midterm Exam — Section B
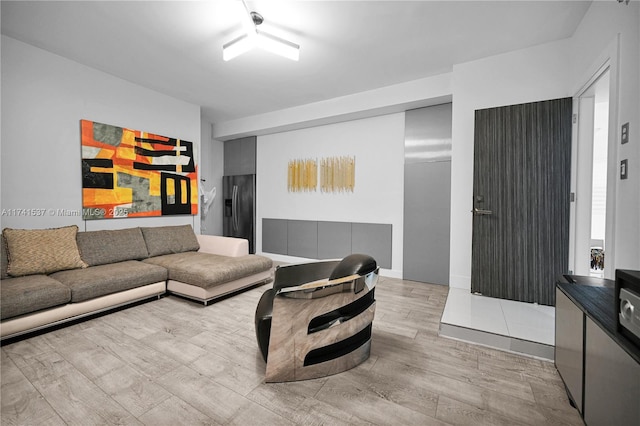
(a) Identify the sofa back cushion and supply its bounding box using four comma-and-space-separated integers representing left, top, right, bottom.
1, 234, 9, 279
2, 225, 87, 277
141, 225, 200, 257
76, 227, 149, 266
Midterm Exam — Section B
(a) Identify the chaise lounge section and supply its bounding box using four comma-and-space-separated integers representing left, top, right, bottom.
141, 230, 272, 305
1, 224, 272, 340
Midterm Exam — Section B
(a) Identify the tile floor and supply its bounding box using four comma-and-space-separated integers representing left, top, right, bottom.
440, 287, 556, 360
2, 278, 584, 425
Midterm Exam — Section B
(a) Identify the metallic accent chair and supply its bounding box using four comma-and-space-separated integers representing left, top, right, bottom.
254, 254, 378, 383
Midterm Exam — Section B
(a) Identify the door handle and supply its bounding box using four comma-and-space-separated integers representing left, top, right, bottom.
472, 207, 493, 216
232, 185, 239, 231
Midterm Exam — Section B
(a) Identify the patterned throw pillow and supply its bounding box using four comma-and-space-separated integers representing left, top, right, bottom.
1, 234, 9, 279
3, 225, 88, 277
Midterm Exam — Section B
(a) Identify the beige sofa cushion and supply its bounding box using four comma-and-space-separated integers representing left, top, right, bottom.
2, 226, 87, 277
77, 227, 149, 266
143, 252, 272, 289
141, 225, 200, 257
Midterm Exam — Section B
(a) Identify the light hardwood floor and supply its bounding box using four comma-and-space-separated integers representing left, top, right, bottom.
1, 277, 584, 425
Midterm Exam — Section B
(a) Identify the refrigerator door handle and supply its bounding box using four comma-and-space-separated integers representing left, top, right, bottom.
232, 185, 239, 232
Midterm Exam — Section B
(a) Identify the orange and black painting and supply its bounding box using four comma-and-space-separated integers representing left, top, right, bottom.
81, 120, 198, 220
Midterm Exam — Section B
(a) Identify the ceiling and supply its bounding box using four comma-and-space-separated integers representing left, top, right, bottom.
1, 1, 592, 125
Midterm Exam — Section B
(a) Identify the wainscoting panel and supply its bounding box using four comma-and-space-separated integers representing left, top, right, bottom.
288, 220, 319, 259
318, 221, 352, 260
262, 218, 288, 255
263, 219, 392, 268
352, 223, 392, 269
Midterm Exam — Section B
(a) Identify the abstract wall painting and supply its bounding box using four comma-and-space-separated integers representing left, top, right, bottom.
81, 120, 198, 220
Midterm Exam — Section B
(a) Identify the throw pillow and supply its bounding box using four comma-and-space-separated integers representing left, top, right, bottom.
1, 234, 9, 280
141, 224, 200, 257
3, 225, 88, 277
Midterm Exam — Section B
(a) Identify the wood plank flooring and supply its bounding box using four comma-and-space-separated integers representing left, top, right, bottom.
1, 277, 584, 425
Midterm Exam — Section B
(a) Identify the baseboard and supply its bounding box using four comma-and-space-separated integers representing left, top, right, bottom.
439, 322, 555, 361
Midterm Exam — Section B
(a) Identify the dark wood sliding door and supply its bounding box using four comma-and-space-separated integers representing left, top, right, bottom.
471, 98, 572, 306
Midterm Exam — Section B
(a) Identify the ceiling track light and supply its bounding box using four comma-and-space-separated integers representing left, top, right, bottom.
223, 4, 299, 61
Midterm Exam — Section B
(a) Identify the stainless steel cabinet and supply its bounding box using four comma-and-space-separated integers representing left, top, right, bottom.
584, 317, 640, 426
555, 285, 640, 425
555, 288, 584, 414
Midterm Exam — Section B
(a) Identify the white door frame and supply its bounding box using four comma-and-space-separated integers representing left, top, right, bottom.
569, 36, 620, 279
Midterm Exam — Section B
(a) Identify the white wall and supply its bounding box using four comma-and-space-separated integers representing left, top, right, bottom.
214, 74, 451, 140
1, 36, 202, 232
447, 1, 640, 288
448, 39, 572, 289
569, 1, 640, 271
199, 121, 224, 235
257, 113, 405, 277
3, 0, 635, 283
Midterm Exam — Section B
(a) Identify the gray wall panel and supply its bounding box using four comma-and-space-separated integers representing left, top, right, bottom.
262, 219, 392, 269
403, 104, 452, 285
288, 220, 318, 259
262, 218, 288, 255
405, 103, 452, 164
352, 223, 392, 269
403, 161, 451, 284
224, 136, 256, 175
318, 221, 352, 259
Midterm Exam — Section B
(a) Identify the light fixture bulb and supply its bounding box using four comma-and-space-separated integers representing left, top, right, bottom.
222, 33, 255, 61
222, 4, 299, 61
256, 30, 299, 61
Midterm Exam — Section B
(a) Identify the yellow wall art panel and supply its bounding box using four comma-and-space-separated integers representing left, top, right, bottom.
320, 156, 355, 193
288, 158, 317, 192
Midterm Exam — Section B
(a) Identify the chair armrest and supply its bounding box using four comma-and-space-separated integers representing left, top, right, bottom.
277, 268, 379, 299
196, 235, 248, 257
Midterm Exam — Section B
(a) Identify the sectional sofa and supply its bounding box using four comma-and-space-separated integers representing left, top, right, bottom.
0, 224, 273, 340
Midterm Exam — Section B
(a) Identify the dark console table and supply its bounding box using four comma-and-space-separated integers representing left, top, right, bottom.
555, 281, 640, 426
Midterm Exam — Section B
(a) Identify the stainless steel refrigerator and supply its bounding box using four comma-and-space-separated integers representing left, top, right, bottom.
223, 174, 255, 253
